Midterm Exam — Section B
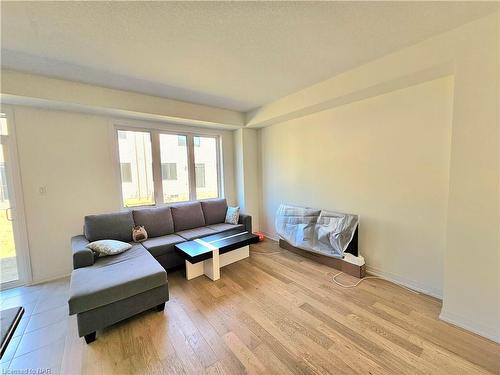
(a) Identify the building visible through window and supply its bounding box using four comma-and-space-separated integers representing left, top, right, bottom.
195, 163, 205, 188
0, 163, 8, 202
178, 136, 186, 147
120, 163, 132, 183
161, 163, 177, 180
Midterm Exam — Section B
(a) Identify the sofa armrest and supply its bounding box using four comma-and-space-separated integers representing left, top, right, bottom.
238, 213, 252, 234
71, 235, 95, 269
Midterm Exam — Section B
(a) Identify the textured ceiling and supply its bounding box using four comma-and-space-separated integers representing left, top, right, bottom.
1, 2, 498, 111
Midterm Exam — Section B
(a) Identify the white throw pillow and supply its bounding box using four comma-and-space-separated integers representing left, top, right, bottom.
225, 206, 240, 225
87, 240, 132, 256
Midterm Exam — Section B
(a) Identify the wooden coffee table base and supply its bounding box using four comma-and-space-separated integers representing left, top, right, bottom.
185, 245, 250, 281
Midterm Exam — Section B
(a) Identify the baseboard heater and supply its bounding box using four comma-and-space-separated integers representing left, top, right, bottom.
275, 204, 366, 278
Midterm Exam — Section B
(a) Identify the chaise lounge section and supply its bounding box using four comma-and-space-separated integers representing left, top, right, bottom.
68, 198, 251, 343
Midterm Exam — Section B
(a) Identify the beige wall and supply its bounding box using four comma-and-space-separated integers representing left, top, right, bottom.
2, 70, 244, 129
10, 105, 237, 282
233, 128, 260, 230
259, 77, 454, 297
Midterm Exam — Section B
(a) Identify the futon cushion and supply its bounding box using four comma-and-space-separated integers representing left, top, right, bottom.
141, 234, 185, 258
177, 226, 216, 240
68, 244, 167, 315
206, 223, 244, 234
132, 206, 174, 238
84, 211, 134, 242
201, 198, 228, 225
170, 201, 206, 232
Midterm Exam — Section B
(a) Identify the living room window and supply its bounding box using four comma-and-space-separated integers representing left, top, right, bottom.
116, 127, 221, 207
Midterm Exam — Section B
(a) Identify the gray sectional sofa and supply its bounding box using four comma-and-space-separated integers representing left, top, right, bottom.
68, 198, 251, 343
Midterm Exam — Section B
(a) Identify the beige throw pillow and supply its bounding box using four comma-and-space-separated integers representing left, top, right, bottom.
87, 240, 132, 256
225, 206, 240, 225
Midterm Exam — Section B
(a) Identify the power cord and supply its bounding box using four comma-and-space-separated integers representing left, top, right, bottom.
332, 271, 420, 294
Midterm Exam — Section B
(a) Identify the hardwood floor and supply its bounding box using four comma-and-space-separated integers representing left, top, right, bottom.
3, 239, 500, 374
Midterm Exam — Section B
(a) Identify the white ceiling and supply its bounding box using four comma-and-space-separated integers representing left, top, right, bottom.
1, 2, 498, 112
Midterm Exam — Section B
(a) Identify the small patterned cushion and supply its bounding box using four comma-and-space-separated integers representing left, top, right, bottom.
225, 206, 240, 225
87, 240, 132, 256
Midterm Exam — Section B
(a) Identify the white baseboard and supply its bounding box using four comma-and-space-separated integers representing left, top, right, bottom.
366, 265, 443, 299
439, 309, 500, 344
262, 232, 279, 241
29, 272, 70, 286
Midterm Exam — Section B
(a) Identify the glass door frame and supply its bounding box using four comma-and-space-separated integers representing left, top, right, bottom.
0, 107, 32, 289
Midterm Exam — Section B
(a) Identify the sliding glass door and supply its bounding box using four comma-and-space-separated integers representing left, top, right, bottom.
0, 111, 31, 288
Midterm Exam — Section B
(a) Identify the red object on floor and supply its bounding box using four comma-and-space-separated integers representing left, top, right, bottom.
255, 232, 265, 241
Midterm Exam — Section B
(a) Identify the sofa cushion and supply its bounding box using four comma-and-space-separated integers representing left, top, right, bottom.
206, 223, 244, 234
141, 234, 185, 258
177, 226, 216, 240
201, 198, 228, 225
84, 211, 134, 242
68, 244, 167, 315
132, 206, 174, 238
170, 201, 206, 232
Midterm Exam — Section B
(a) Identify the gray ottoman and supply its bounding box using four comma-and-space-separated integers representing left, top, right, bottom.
68, 244, 169, 343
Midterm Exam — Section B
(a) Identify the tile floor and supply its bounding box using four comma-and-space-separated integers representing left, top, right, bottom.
0, 277, 70, 374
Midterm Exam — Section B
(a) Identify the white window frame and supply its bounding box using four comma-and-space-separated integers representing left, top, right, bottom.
112, 121, 223, 208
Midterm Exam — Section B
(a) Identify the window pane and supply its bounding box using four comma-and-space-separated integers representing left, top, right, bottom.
117, 130, 155, 207
194, 136, 218, 199
160, 134, 189, 203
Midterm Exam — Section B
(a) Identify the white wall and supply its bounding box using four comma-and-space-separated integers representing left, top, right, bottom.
10, 105, 237, 282
256, 12, 500, 342
260, 77, 454, 297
